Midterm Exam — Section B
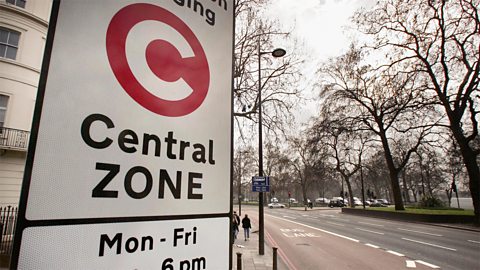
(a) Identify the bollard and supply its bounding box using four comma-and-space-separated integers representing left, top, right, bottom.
272, 247, 278, 270
236, 252, 242, 270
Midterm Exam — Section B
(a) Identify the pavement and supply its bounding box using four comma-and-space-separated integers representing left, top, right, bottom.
232, 228, 279, 270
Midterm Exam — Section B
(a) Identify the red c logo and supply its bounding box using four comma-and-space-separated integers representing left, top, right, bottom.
106, 3, 210, 117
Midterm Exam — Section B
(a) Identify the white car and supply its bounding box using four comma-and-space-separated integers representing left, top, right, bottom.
315, 198, 330, 204
268, 202, 285, 208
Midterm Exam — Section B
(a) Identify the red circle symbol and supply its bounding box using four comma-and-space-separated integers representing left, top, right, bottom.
106, 3, 210, 117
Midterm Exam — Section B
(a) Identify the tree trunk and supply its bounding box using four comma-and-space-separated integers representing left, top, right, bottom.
449, 122, 480, 225
345, 177, 354, 208
402, 171, 411, 203
379, 132, 405, 210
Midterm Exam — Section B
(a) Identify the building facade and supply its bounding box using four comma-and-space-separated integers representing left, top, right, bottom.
0, 0, 52, 207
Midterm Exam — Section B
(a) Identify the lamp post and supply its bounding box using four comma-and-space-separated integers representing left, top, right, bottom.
257, 37, 285, 256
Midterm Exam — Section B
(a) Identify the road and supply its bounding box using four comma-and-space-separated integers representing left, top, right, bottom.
242, 206, 480, 270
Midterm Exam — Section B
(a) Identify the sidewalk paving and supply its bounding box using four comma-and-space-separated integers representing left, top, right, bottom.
231, 229, 279, 270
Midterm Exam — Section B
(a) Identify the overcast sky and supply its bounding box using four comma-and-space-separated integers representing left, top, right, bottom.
263, 0, 376, 127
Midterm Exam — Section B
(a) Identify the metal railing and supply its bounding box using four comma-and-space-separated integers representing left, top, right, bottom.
0, 206, 17, 255
0, 127, 29, 150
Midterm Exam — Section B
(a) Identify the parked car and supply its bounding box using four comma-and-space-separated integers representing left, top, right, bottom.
289, 198, 297, 203
369, 199, 388, 207
353, 199, 363, 206
377, 199, 390, 205
315, 197, 330, 204
268, 202, 285, 208
270, 197, 279, 203
331, 197, 349, 206
328, 199, 346, 207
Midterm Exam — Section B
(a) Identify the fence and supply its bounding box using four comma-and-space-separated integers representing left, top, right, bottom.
0, 206, 17, 255
0, 127, 30, 150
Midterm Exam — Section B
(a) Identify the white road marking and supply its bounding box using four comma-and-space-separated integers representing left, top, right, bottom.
406, 260, 416, 268
402, 237, 457, 251
302, 214, 309, 217
365, 243, 379, 249
268, 214, 360, 242
468, 240, 480, 244
283, 215, 297, 220
358, 221, 384, 227
326, 221, 345, 226
387, 250, 405, 257
415, 260, 440, 269
397, 228, 442, 237
356, 227, 385, 235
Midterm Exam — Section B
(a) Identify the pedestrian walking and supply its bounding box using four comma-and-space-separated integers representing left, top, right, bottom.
231, 216, 238, 244
241, 214, 251, 241
233, 211, 240, 239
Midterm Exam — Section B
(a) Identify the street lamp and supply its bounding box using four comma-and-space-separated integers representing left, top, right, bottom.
257, 37, 286, 256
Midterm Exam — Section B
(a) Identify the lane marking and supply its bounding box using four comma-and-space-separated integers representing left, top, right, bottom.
265, 230, 298, 270
468, 240, 480, 244
397, 228, 442, 237
415, 260, 440, 269
406, 260, 416, 268
326, 221, 345, 227
358, 221, 384, 227
387, 250, 405, 257
365, 243, 379, 249
302, 214, 309, 217
268, 214, 360, 242
283, 215, 297, 220
356, 227, 385, 235
402, 237, 457, 251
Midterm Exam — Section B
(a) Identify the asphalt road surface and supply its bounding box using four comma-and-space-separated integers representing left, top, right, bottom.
242, 206, 480, 270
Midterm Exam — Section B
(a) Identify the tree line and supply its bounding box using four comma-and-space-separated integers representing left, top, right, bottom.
233, 0, 479, 224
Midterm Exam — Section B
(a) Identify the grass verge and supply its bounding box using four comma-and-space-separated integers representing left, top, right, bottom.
366, 206, 474, 216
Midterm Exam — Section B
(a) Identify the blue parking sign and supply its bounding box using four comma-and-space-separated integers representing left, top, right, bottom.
252, 176, 270, 192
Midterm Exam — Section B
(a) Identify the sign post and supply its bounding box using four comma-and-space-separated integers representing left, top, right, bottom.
11, 0, 233, 269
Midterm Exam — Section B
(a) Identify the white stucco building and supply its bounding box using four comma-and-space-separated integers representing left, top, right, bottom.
0, 0, 52, 207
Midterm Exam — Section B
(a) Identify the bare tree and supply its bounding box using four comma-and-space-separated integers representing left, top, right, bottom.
234, 0, 303, 138
308, 118, 365, 207
233, 147, 256, 204
355, 0, 480, 223
320, 46, 439, 210
288, 136, 326, 210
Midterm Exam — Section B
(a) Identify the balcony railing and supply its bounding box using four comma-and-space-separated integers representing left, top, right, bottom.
0, 127, 30, 150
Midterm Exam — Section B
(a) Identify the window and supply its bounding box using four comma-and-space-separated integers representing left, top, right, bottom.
6, 0, 26, 8
0, 28, 20, 60
0, 95, 9, 128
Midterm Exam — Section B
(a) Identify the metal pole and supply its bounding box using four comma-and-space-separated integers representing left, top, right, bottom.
236, 252, 242, 270
258, 36, 265, 256
273, 247, 278, 270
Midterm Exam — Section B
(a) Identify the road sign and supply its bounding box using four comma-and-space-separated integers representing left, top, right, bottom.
12, 0, 233, 268
252, 176, 270, 192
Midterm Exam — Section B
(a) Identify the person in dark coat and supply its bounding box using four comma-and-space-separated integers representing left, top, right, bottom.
241, 214, 251, 241
233, 211, 240, 239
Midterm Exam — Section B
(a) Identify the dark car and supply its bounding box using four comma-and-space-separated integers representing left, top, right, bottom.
328, 199, 346, 207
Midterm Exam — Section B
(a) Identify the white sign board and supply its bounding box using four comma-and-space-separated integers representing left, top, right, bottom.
18, 218, 229, 269
12, 0, 233, 268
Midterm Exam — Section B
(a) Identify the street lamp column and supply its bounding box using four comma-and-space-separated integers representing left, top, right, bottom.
257, 36, 286, 256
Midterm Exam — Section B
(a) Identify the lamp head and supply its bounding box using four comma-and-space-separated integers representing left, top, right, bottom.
271, 48, 286, 58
